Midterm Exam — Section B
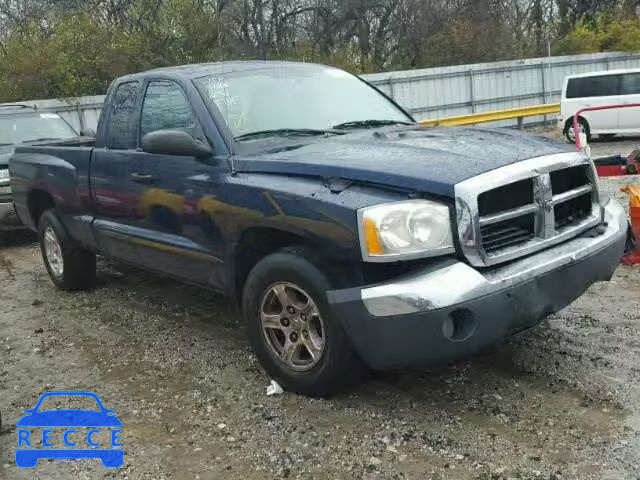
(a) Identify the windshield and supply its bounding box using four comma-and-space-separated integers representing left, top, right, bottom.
0, 112, 77, 145
194, 66, 412, 139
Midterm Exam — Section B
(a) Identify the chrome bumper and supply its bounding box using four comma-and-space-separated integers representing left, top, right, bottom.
361, 198, 627, 318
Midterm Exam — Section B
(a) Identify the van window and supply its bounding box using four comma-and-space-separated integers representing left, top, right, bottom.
566, 75, 620, 99
621, 73, 640, 95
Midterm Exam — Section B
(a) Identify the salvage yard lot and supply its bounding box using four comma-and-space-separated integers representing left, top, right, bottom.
1, 137, 640, 480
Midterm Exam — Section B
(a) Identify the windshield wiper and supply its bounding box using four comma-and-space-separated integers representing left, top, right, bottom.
332, 120, 414, 130
234, 128, 345, 142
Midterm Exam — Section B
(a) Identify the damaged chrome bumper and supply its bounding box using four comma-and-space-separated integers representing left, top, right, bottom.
361, 198, 626, 317
328, 199, 627, 370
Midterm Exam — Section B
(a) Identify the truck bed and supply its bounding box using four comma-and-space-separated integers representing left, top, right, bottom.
9, 139, 96, 246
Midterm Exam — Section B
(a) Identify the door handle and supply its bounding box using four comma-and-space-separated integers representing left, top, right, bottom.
130, 173, 155, 184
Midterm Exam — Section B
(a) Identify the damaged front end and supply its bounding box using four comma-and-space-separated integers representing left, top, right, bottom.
327, 152, 627, 371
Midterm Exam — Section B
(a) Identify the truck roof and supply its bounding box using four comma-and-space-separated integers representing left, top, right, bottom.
122, 61, 333, 81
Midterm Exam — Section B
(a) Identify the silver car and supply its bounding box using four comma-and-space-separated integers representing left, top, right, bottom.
0, 105, 81, 242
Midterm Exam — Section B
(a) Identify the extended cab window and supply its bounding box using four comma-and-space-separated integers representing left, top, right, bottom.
140, 81, 201, 140
106, 82, 139, 149
566, 75, 620, 99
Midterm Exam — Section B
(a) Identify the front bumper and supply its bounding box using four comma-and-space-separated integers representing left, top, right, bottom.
328, 199, 627, 370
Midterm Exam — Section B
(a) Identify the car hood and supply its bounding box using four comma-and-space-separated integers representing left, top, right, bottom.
16, 410, 123, 427
234, 126, 572, 198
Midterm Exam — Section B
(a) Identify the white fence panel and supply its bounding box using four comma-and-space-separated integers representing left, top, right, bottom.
365, 51, 640, 127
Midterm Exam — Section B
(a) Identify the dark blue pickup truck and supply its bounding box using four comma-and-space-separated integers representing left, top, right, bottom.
9, 62, 628, 396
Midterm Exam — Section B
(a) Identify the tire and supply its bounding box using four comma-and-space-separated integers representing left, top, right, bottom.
565, 117, 590, 143
38, 209, 96, 291
242, 247, 365, 397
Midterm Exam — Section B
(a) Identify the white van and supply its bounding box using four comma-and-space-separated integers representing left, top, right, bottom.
560, 68, 640, 142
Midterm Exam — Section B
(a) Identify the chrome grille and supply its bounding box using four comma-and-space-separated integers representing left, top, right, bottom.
480, 214, 536, 254
455, 153, 602, 267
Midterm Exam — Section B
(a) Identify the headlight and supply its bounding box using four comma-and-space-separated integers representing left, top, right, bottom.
0, 169, 8, 179
358, 200, 454, 262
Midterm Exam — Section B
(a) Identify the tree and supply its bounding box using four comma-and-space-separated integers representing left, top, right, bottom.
1, 0, 640, 102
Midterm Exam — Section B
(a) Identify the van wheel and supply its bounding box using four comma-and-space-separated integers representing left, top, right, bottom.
38, 210, 96, 291
242, 247, 365, 397
565, 118, 590, 143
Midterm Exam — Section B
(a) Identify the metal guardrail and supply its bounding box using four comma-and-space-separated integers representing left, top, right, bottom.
419, 103, 561, 128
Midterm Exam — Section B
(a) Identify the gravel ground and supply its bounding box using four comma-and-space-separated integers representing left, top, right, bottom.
2, 137, 640, 480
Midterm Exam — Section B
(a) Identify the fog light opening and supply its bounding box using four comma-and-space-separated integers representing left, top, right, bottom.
443, 309, 476, 342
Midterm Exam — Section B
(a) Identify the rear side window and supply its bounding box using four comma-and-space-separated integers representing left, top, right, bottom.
140, 81, 200, 140
106, 82, 139, 150
621, 73, 640, 95
566, 75, 620, 99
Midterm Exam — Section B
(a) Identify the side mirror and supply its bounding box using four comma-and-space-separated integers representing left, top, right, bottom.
80, 128, 96, 137
142, 130, 212, 158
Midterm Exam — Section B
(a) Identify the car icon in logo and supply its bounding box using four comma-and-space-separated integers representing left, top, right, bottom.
15, 391, 123, 468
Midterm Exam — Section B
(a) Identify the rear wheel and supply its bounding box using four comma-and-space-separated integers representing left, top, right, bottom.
565, 117, 590, 143
38, 210, 96, 291
242, 247, 365, 397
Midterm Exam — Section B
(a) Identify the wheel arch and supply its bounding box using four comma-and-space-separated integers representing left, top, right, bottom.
27, 189, 56, 230
230, 226, 319, 301
564, 115, 589, 133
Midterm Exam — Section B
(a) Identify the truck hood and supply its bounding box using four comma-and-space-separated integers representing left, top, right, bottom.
234, 126, 573, 198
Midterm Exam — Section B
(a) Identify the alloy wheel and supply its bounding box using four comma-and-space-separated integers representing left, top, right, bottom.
43, 226, 64, 278
259, 282, 326, 371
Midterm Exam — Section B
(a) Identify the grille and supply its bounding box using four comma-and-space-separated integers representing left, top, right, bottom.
461, 159, 600, 265
480, 214, 536, 254
555, 194, 592, 230
478, 178, 534, 215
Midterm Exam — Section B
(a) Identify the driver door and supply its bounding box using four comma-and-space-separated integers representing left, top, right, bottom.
126, 80, 223, 287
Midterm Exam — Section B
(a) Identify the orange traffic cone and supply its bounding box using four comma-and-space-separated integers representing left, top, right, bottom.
621, 184, 640, 265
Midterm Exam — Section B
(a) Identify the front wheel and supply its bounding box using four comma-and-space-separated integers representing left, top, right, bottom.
242, 247, 365, 397
38, 210, 96, 291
